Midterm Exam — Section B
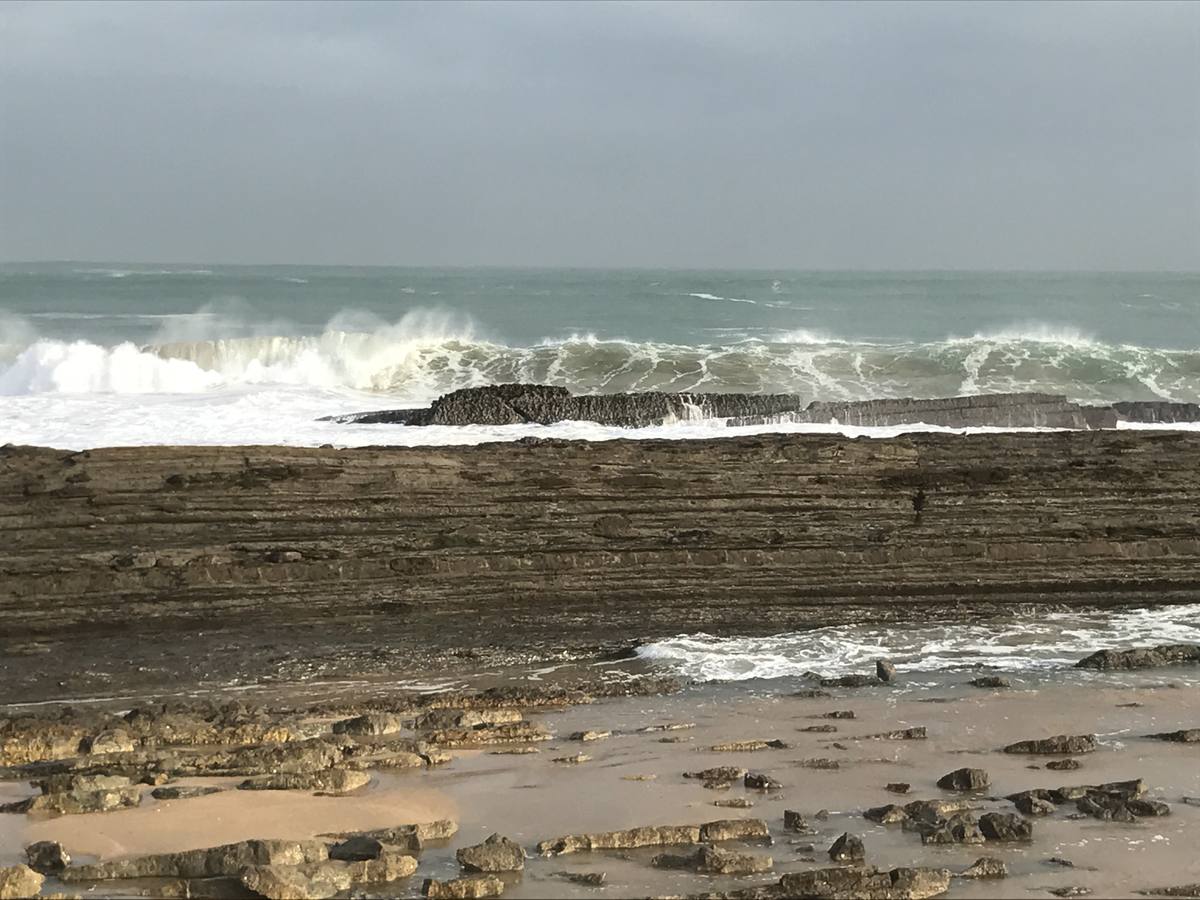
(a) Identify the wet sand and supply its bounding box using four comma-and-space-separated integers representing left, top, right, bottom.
6, 672, 1199, 898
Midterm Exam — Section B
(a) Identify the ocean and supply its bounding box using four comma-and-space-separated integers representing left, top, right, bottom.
1, 263, 1198, 449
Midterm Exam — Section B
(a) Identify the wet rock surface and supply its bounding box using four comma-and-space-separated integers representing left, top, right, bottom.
1003, 734, 1097, 755
778, 865, 952, 900
1076, 645, 1200, 671
456, 834, 525, 873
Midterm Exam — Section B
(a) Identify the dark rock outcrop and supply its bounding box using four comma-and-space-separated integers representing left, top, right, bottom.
778, 865, 951, 900
1075, 645, 1200, 671
653, 845, 773, 875
24, 841, 69, 874
326, 385, 1150, 431
1112, 401, 1200, 424
828, 833, 866, 862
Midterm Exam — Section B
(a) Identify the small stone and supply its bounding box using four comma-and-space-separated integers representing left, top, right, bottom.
821, 711, 856, 719
1050, 888, 1092, 898
713, 798, 755, 809
558, 871, 605, 887
800, 725, 839, 733
710, 739, 788, 752
1012, 793, 1056, 816
937, 767, 990, 792
876, 659, 898, 683
569, 730, 612, 742
969, 676, 1011, 688
864, 804, 908, 824
551, 754, 590, 764
886, 782, 911, 794
828, 832, 865, 862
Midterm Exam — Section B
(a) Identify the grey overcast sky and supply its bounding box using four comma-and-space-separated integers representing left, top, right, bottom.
1, 0, 1198, 269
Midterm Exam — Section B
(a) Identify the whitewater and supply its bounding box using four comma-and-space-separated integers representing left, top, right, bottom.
1, 266, 1197, 448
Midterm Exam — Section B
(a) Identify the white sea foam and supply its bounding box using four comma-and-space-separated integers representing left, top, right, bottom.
636, 604, 1200, 681
686, 292, 757, 305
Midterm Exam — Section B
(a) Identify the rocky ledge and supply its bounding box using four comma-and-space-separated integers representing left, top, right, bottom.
4, 428, 1200, 703
323, 384, 1200, 430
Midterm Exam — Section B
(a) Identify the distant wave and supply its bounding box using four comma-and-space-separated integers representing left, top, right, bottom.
686, 292, 757, 305
1, 310, 1198, 403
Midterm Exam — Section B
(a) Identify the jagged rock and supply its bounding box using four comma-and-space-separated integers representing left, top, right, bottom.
968, 676, 1011, 688
152, 785, 223, 800
1050, 888, 1093, 898
331, 713, 403, 736
417, 709, 523, 730
238, 769, 369, 794
638, 722, 695, 733
1012, 793, 1056, 816
919, 814, 985, 846
1075, 645, 1200, 671
1046, 759, 1082, 771
423, 875, 505, 899
0, 866, 44, 900
424, 722, 550, 748
1113, 401, 1200, 424
936, 768, 989, 791
800, 725, 839, 733
551, 753, 590, 764
1, 785, 142, 815
456, 834, 525, 873
784, 810, 808, 832
242, 865, 341, 900
61, 840, 329, 881
859, 727, 926, 741
876, 660, 898, 683
820, 675, 881, 688
84, 729, 137, 755
1003, 734, 1096, 755
959, 857, 1007, 879
779, 865, 952, 899
828, 833, 865, 862
864, 804, 908, 825
886, 783, 911, 794
1147, 729, 1200, 743
710, 740, 788, 752
701, 819, 770, 842
745, 772, 783, 791
1076, 793, 1170, 820
903, 799, 972, 823
34, 773, 134, 794
653, 845, 773, 875
979, 813, 1033, 842
24, 841, 70, 873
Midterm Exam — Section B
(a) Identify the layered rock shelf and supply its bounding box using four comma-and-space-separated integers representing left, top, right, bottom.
323, 385, 1200, 430
3, 427, 1200, 702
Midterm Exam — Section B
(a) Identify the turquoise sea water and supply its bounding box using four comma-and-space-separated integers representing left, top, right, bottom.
0, 264, 1197, 448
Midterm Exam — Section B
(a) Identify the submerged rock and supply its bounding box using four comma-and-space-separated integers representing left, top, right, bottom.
1147, 729, 1200, 743
422, 875, 505, 899
710, 740, 788, 752
62, 839, 329, 882
828, 833, 865, 862
238, 769, 369, 794
968, 676, 1011, 689
321, 820, 458, 853
152, 785, 223, 800
653, 845, 773, 875
1003, 734, 1097, 755
1046, 758, 1082, 771
456, 834, 525, 873
779, 865, 951, 900
919, 814, 985, 846
876, 660, 898, 683
537, 819, 767, 857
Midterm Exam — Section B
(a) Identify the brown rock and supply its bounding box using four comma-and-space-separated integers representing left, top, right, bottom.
456, 834, 525, 873
238, 769, 369, 794
780, 865, 951, 899
936, 768, 989, 792
828, 833, 865, 862
24, 841, 70, 874
960, 857, 1007, 879
652, 844, 773, 875
1003, 734, 1097, 755
0, 866, 44, 900
423, 875, 505, 899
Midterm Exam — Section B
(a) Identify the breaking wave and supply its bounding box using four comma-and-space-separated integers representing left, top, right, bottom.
636, 604, 1200, 681
1, 310, 1199, 403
